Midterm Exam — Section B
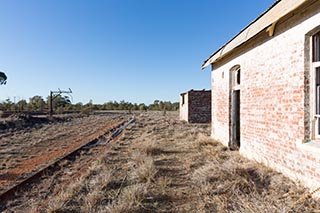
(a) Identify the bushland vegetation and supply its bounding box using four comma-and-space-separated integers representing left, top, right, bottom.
0, 96, 179, 114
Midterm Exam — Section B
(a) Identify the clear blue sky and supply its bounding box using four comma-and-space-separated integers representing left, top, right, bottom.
0, 0, 275, 104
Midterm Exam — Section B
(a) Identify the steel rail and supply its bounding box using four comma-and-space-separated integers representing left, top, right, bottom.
0, 116, 135, 202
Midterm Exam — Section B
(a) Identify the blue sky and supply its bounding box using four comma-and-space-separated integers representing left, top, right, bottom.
0, 0, 275, 104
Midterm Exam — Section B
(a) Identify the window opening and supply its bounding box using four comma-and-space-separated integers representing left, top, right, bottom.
315, 68, 320, 135
312, 32, 320, 138
232, 67, 241, 90
313, 32, 320, 62
236, 69, 241, 85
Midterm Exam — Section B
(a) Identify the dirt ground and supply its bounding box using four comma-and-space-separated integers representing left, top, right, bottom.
0, 112, 129, 196
1, 111, 320, 212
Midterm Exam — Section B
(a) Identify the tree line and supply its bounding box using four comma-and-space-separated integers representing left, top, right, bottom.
0, 95, 179, 113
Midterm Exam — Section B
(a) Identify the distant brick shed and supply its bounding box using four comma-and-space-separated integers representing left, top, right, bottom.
202, 0, 320, 196
179, 90, 211, 123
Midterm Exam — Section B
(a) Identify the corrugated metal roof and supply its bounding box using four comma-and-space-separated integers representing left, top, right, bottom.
202, 0, 309, 69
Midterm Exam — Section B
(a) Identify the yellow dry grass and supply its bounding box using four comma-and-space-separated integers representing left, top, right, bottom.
6, 111, 320, 212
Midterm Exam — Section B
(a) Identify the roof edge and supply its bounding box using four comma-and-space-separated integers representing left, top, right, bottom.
201, 0, 308, 70
180, 89, 211, 96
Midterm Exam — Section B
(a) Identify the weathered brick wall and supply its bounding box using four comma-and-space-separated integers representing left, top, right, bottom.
211, 1, 320, 194
188, 90, 211, 123
179, 90, 211, 123
212, 63, 232, 146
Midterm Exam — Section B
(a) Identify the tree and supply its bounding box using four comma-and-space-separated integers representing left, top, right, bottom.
3, 98, 13, 111
17, 99, 27, 111
172, 102, 179, 110
0, 72, 7, 85
147, 100, 179, 111
47, 95, 72, 113
84, 99, 93, 108
28, 95, 45, 111
132, 103, 139, 111
73, 102, 83, 111
139, 103, 147, 111
103, 101, 114, 110
113, 101, 119, 110
54, 95, 71, 108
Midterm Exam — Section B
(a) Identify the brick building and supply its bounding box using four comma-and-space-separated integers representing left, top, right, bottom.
202, 0, 320, 195
179, 90, 211, 123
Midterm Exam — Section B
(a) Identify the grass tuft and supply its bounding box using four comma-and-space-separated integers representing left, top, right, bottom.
103, 184, 147, 213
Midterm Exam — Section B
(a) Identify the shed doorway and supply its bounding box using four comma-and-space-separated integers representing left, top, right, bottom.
230, 66, 241, 149
231, 90, 240, 148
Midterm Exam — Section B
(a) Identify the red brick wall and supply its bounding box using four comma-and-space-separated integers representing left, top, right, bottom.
188, 90, 211, 123
210, 1, 320, 194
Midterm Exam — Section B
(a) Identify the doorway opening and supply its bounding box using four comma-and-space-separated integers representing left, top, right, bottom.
232, 90, 240, 147
230, 66, 241, 149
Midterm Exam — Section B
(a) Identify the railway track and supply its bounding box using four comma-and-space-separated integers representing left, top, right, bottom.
0, 116, 135, 203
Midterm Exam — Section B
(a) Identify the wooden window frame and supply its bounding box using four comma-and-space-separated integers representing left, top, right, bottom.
311, 31, 320, 139
313, 62, 320, 139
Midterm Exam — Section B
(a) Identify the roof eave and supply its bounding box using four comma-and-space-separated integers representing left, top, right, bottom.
202, 0, 309, 70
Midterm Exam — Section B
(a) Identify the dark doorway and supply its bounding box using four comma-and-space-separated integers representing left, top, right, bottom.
231, 90, 240, 148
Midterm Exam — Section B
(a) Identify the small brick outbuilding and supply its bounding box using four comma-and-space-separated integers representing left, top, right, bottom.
179, 90, 211, 123
202, 0, 320, 195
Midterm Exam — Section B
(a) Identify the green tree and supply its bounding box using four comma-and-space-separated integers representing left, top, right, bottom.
103, 101, 114, 110
73, 102, 83, 111
17, 99, 27, 111
113, 101, 119, 110
148, 100, 160, 110
28, 95, 45, 111
118, 100, 126, 110
3, 98, 13, 111
159, 101, 165, 110
132, 103, 139, 111
47, 95, 72, 113
84, 99, 93, 108
172, 102, 179, 110
54, 95, 71, 108
139, 103, 147, 111
147, 100, 179, 111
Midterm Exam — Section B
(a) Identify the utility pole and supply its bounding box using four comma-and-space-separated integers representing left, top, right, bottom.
49, 88, 72, 116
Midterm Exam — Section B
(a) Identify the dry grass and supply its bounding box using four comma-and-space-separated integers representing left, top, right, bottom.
142, 142, 163, 156
47, 159, 115, 213
131, 155, 157, 183
47, 127, 159, 212
196, 132, 217, 147
47, 176, 86, 212
191, 146, 319, 212
157, 176, 172, 195
103, 183, 148, 213
4, 111, 320, 212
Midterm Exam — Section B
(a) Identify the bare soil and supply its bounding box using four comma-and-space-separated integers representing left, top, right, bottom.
1, 111, 320, 212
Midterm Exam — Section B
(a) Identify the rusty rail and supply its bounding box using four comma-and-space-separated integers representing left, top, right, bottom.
0, 117, 135, 202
